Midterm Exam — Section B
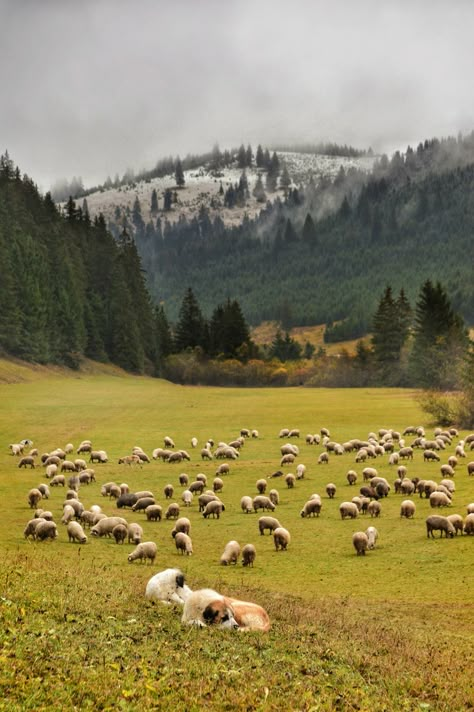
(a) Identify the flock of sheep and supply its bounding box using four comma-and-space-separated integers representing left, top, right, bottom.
10, 423, 474, 603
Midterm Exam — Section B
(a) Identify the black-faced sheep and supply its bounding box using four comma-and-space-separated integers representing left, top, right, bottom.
128, 541, 157, 564
220, 540, 240, 565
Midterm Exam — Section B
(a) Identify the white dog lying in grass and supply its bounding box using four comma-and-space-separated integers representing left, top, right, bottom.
145, 568, 192, 605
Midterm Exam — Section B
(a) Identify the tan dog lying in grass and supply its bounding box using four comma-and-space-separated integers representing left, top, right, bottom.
182, 588, 270, 631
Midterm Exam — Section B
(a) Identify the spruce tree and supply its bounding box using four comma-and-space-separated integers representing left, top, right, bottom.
150, 188, 159, 214
174, 287, 207, 352
175, 158, 185, 187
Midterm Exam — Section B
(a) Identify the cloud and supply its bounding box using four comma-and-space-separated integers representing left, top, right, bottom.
1, 0, 473, 190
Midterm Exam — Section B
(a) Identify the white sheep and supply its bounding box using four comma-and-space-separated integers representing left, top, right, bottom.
27, 488, 42, 509
181, 490, 193, 507
202, 500, 224, 519
191, 437, 198, 448
175, 532, 193, 555
339, 502, 359, 519
220, 540, 240, 565
296, 464, 306, 479
242, 544, 256, 567
258, 516, 281, 535
171, 517, 191, 537
352, 531, 369, 555
252, 495, 275, 512
67, 521, 88, 544
240, 496, 253, 513
256, 478, 267, 494
35, 520, 58, 541
273, 527, 290, 551
127, 522, 143, 544
128, 541, 158, 563
300, 499, 322, 517
365, 526, 378, 549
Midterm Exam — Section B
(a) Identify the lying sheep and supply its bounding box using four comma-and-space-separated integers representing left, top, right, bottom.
400, 500, 416, 518
220, 540, 240, 565
426, 515, 455, 538
67, 521, 88, 544
175, 532, 193, 556
273, 527, 290, 551
352, 531, 368, 556
242, 544, 256, 567
202, 500, 224, 519
128, 541, 158, 564
252, 495, 275, 512
258, 516, 281, 535
240, 496, 253, 514
300, 499, 322, 517
145, 505, 162, 522
366, 526, 378, 550
35, 520, 58, 541
339, 502, 359, 520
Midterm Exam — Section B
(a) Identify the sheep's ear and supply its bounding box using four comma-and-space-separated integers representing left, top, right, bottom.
176, 574, 185, 588
203, 605, 218, 624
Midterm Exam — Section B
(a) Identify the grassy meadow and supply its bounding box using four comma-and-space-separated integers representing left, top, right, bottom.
1, 367, 474, 710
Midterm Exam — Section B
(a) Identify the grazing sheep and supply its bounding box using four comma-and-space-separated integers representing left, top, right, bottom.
463, 513, 474, 535
191, 437, 198, 448
213, 477, 224, 493
446, 514, 463, 536
240, 495, 253, 514
45, 464, 58, 479
279, 428, 290, 438
182, 490, 193, 507
296, 464, 306, 480
37, 484, 50, 500
398, 447, 414, 460
171, 517, 191, 537
179, 473, 190, 487
281, 453, 295, 466
198, 493, 218, 511
128, 542, 158, 564
89, 450, 108, 464
400, 500, 416, 518
118, 454, 142, 466
189, 480, 206, 495
116, 493, 139, 509
318, 452, 329, 465
440, 464, 455, 478
346, 470, 357, 486
352, 531, 369, 556
367, 500, 381, 518
165, 503, 180, 520
339, 502, 359, 520
77, 441, 92, 454
252, 495, 275, 512
18, 456, 35, 469
424, 450, 440, 462
300, 499, 322, 517
112, 524, 128, 544
201, 447, 213, 461
256, 478, 267, 494
127, 522, 143, 544
44, 455, 61, 468
164, 436, 175, 449
281, 443, 299, 456
145, 568, 192, 605
91, 516, 128, 538
175, 532, 193, 556
273, 527, 291, 551
66, 521, 87, 544
35, 520, 58, 541
365, 526, 378, 549
242, 544, 256, 567
455, 444, 466, 458
429, 491, 451, 508
426, 515, 455, 538
215, 463, 230, 476
132, 497, 156, 513
164, 484, 174, 499
27, 488, 42, 509
285, 473, 295, 489
9, 443, 24, 456
220, 540, 240, 565
268, 489, 279, 505
167, 451, 183, 464
145, 505, 163, 522
362, 467, 378, 482
202, 500, 225, 519
258, 516, 281, 535
74, 459, 87, 472
288, 428, 300, 438
326, 483, 336, 499
389, 452, 400, 466
24, 518, 45, 540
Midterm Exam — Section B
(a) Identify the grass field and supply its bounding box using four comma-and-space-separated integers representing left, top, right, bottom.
1, 369, 473, 710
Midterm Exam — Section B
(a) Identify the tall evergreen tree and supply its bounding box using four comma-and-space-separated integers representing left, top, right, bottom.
256, 144, 264, 168
174, 287, 207, 352
150, 188, 159, 214
175, 157, 185, 187
209, 298, 250, 358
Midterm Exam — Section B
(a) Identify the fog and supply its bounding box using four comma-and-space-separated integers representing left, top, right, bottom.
1, 0, 473, 191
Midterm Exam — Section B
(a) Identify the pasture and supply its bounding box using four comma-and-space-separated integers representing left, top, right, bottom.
1, 372, 474, 710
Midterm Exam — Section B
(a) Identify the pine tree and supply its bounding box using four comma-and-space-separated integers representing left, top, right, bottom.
209, 298, 250, 358
174, 287, 207, 352
150, 188, 159, 214
280, 164, 291, 192
301, 213, 317, 245
409, 280, 468, 388
371, 286, 404, 381
252, 174, 266, 203
237, 144, 247, 169
163, 188, 173, 210
245, 144, 253, 167
175, 157, 185, 187
256, 144, 264, 168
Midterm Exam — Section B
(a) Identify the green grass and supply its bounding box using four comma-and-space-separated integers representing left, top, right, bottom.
1, 371, 474, 710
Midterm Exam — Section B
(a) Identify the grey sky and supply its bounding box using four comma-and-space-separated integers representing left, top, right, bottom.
1, 0, 473, 191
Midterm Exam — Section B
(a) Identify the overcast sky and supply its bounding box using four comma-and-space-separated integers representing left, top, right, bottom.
1, 0, 473, 191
